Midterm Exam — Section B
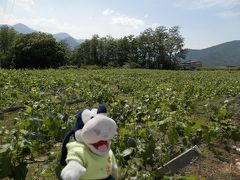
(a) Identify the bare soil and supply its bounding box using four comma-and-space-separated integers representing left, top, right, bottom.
180, 141, 240, 180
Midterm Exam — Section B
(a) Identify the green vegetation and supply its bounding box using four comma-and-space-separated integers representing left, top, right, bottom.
0, 25, 17, 68
71, 26, 185, 69
0, 69, 239, 179
0, 26, 68, 69
12, 33, 67, 69
0, 25, 185, 70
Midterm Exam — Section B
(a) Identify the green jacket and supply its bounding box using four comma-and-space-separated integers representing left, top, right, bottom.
66, 142, 117, 180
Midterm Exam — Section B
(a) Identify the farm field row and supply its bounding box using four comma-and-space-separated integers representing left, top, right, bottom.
0, 69, 240, 179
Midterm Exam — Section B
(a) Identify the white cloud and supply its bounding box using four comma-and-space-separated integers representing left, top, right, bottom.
112, 16, 144, 29
11, 0, 35, 11
17, 0, 34, 5
175, 0, 240, 9
0, 12, 56, 29
103, 9, 115, 16
103, 9, 145, 29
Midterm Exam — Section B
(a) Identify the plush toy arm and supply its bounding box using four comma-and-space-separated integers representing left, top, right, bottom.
61, 160, 86, 180
111, 161, 119, 179
112, 164, 118, 173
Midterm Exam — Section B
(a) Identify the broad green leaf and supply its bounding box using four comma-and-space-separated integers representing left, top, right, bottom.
25, 106, 32, 114
121, 148, 134, 157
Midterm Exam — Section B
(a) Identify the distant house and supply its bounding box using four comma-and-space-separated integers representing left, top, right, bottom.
180, 60, 202, 70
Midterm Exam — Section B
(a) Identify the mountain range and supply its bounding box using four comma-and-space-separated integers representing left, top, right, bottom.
1, 23, 240, 67
1, 23, 85, 49
186, 40, 240, 67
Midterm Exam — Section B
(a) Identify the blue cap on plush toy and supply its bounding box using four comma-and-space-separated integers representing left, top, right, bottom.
60, 105, 107, 166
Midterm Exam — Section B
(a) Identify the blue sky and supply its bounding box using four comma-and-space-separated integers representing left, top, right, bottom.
0, 0, 239, 49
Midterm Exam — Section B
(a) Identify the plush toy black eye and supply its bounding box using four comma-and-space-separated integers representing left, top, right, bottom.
90, 116, 94, 119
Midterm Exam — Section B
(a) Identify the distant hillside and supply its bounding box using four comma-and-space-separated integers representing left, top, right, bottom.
76, 39, 85, 44
186, 40, 240, 67
53, 32, 72, 41
13, 23, 36, 34
1, 23, 85, 49
61, 36, 80, 50
53, 33, 81, 49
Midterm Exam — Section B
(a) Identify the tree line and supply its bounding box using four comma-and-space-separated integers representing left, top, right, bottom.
0, 25, 186, 69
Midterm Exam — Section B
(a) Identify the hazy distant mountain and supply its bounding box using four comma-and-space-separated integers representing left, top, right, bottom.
61, 36, 80, 50
53, 32, 85, 49
13, 23, 36, 34
3, 23, 85, 49
53, 32, 72, 41
76, 39, 85, 44
186, 40, 240, 67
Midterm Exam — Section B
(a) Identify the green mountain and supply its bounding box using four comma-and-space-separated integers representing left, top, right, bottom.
186, 40, 240, 67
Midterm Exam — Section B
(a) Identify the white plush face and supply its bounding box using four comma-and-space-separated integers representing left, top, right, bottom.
74, 108, 117, 156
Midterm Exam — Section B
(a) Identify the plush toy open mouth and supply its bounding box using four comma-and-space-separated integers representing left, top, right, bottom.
91, 140, 108, 152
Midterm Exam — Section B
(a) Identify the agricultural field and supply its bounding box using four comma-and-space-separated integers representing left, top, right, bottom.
0, 69, 240, 179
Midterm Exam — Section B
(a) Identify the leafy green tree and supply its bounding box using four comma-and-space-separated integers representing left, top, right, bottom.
127, 35, 139, 65
101, 36, 118, 67
73, 35, 103, 66
116, 37, 130, 66
165, 26, 186, 69
0, 25, 17, 53
59, 40, 72, 65
12, 32, 67, 68
137, 26, 186, 69
72, 39, 91, 66
153, 26, 168, 69
0, 25, 17, 68
89, 34, 99, 65
137, 28, 155, 68
71, 25, 186, 69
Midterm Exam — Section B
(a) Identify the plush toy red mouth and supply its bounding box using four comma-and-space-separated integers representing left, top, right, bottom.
91, 140, 108, 152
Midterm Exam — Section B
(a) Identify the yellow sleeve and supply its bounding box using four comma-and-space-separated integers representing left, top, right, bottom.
66, 142, 84, 166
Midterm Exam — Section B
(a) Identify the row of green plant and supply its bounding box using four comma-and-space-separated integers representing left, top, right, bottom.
0, 69, 240, 179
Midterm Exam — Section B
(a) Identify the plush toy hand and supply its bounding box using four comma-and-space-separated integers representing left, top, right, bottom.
111, 164, 118, 178
61, 160, 86, 180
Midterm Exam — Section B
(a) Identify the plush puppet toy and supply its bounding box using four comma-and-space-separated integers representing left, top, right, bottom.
60, 105, 118, 180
